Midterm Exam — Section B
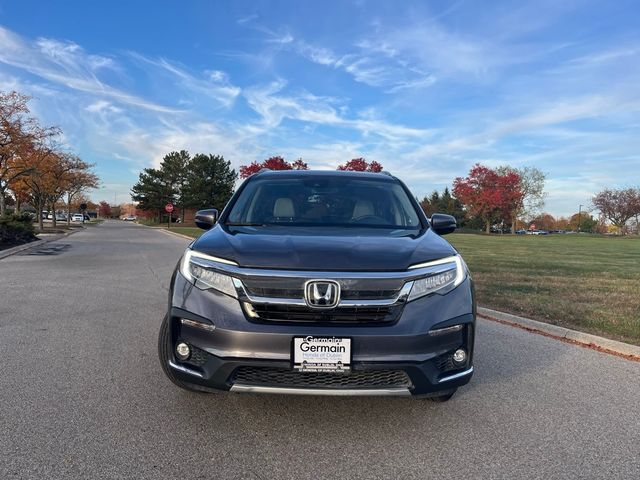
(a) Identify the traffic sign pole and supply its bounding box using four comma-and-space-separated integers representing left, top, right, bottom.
165, 203, 174, 229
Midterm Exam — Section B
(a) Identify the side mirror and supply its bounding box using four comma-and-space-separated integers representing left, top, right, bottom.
430, 213, 456, 235
195, 209, 218, 230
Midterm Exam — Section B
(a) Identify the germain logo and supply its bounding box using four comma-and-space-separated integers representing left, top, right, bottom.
304, 280, 341, 309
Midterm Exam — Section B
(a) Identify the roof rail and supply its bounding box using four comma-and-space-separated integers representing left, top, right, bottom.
380, 171, 393, 176
257, 168, 271, 174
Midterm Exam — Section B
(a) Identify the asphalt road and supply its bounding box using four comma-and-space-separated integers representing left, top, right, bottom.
1, 221, 639, 479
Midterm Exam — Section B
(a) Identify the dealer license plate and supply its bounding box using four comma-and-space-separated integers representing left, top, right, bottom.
293, 336, 351, 372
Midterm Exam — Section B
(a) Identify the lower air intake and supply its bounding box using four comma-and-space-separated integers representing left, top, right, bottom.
230, 366, 412, 389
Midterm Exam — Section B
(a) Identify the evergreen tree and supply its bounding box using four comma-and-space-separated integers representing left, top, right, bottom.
183, 154, 237, 210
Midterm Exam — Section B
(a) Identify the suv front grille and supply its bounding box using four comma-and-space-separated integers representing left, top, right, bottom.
243, 285, 401, 301
231, 366, 412, 389
246, 303, 403, 324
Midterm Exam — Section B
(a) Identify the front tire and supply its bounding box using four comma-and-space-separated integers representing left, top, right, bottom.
157, 314, 211, 393
429, 388, 457, 402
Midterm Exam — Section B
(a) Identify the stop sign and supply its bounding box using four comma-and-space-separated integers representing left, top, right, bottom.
165, 203, 174, 213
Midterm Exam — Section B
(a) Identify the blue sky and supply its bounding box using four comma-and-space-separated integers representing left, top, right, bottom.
0, 0, 638, 216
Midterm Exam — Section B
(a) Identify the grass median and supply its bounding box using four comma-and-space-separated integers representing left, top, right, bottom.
161, 226, 204, 238
448, 233, 640, 345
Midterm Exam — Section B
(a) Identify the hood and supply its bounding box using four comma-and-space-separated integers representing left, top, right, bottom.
191, 225, 456, 271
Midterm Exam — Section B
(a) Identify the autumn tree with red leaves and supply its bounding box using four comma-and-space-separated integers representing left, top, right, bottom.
453, 164, 524, 234
239, 156, 309, 179
337, 158, 383, 172
98, 200, 112, 218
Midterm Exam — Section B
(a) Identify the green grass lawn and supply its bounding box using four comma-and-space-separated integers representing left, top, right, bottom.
162, 226, 204, 238
447, 233, 640, 345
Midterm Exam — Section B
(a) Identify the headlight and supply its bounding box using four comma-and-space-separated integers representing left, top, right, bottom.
407, 255, 466, 301
180, 248, 238, 298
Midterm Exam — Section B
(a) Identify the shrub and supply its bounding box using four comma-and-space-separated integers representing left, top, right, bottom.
0, 213, 36, 246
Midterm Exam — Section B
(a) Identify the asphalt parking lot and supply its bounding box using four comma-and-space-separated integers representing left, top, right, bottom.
1, 221, 638, 479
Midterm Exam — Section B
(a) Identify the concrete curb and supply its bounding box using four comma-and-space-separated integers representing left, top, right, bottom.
0, 228, 82, 260
133, 222, 195, 241
155, 227, 195, 242
478, 307, 640, 360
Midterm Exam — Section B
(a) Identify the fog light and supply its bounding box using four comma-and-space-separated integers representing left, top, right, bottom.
175, 342, 191, 360
452, 348, 467, 365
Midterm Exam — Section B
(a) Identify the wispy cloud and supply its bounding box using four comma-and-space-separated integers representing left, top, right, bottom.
292, 39, 436, 93
128, 52, 241, 108
243, 80, 433, 140
0, 26, 179, 113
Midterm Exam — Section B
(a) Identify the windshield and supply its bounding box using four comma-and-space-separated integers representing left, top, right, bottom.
226, 176, 422, 229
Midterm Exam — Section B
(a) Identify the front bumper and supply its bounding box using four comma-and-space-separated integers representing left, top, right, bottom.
164, 272, 476, 397
168, 266, 476, 396
169, 351, 474, 397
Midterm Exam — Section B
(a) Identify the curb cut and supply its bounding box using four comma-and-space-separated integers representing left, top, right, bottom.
478, 307, 640, 361
0, 228, 82, 260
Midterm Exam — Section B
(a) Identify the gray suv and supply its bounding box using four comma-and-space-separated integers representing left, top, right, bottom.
158, 170, 475, 401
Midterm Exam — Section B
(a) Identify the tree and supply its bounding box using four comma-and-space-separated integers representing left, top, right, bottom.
18, 139, 64, 230
496, 166, 546, 233
592, 188, 640, 235
239, 156, 308, 179
337, 158, 383, 172
7, 173, 32, 214
529, 213, 556, 231
131, 167, 175, 221
45, 153, 84, 228
568, 212, 597, 233
420, 190, 441, 217
64, 160, 99, 225
0, 91, 43, 215
453, 164, 524, 234
420, 187, 466, 227
98, 201, 111, 218
160, 150, 191, 221
183, 154, 237, 211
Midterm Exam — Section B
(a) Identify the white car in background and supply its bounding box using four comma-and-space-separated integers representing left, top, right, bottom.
71, 214, 85, 222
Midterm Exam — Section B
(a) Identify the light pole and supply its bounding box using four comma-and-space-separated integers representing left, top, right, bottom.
577, 204, 583, 233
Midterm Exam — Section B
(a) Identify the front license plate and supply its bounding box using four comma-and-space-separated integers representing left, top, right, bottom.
293, 336, 351, 372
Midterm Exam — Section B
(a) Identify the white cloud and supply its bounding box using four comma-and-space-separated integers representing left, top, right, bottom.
128, 53, 240, 108
0, 26, 178, 113
243, 80, 433, 140
293, 39, 435, 93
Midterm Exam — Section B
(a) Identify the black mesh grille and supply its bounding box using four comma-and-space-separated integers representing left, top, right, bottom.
434, 351, 464, 373
183, 345, 209, 367
231, 366, 412, 389
247, 303, 402, 324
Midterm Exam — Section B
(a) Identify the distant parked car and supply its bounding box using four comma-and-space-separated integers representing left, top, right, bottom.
515, 229, 527, 235
71, 214, 84, 222
55, 213, 67, 221
123, 216, 137, 222
527, 229, 548, 235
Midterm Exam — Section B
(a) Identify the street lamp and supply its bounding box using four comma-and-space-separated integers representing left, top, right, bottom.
578, 204, 583, 233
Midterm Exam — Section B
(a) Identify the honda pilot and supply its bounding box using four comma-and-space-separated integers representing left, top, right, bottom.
158, 170, 475, 401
